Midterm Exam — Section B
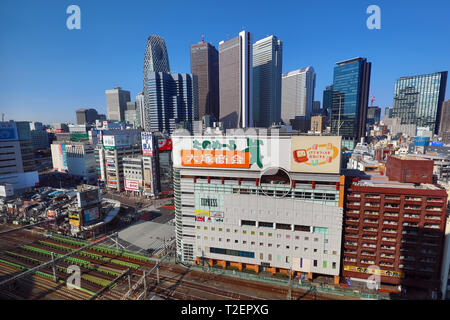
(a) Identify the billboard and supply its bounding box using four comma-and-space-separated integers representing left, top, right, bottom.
0, 122, 18, 141
124, 178, 141, 191
173, 136, 291, 171
158, 137, 172, 151
290, 136, 341, 174
83, 207, 100, 224
141, 132, 154, 157
77, 187, 101, 208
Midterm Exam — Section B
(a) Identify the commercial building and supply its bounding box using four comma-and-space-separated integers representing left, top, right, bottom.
76, 108, 100, 125
330, 57, 372, 150
392, 71, 448, 134
123, 156, 144, 196
367, 106, 381, 125
281, 67, 316, 125
30, 129, 49, 150
142, 72, 198, 134
441, 216, 450, 300
51, 142, 97, 184
310, 115, 326, 133
439, 100, 450, 143
322, 85, 333, 122
68, 185, 102, 236
343, 156, 448, 297
105, 87, 131, 122
173, 131, 345, 283
0, 121, 39, 193
143, 34, 170, 74
190, 38, 219, 121
219, 30, 253, 129
252, 35, 283, 128
125, 101, 141, 128
100, 132, 141, 191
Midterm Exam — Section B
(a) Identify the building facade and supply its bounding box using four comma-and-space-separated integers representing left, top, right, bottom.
343, 156, 448, 297
252, 35, 282, 128
330, 57, 371, 150
439, 100, 450, 142
219, 31, 253, 129
105, 87, 131, 122
392, 72, 448, 134
143, 72, 198, 134
281, 67, 316, 125
190, 39, 219, 121
367, 106, 381, 125
76, 108, 99, 125
173, 132, 345, 283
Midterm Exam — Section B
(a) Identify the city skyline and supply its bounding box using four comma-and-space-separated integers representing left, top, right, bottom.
0, 0, 449, 124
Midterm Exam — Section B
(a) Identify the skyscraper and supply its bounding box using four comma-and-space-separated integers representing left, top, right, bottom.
143, 35, 170, 130
144, 72, 198, 134
190, 38, 219, 121
219, 30, 253, 129
105, 87, 131, 121
330, 57, 371, 149
143, 35, 170, 74
136, 91, 145, 129
252, 35, 282, 128
281, 67, 316, 125
392, 71, 447, 134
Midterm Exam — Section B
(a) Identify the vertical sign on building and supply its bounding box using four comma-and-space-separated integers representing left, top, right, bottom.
142, 132, 154, 156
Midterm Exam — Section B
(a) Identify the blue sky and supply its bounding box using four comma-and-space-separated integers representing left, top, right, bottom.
0, 0, 449, 124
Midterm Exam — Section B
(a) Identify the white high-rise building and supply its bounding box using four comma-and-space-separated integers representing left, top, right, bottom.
105, 86, 131, 122
219, 30, 253, 129
253, 35, 283, 128
281, 67, 316, 125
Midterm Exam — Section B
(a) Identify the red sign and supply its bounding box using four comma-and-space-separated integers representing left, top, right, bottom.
158, 138, 172, 151
124, 179, 141, 191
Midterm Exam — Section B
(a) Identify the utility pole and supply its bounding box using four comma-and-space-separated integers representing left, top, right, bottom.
337, 95, 344, 136
51, 252, 57, 282
287, 264, 293, 300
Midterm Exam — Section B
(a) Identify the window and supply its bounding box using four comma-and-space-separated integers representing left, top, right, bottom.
323, 261, 327, 268
243, 230, 247, 234
204, 226, 208, 230
268, 254, 272, 261
234, 229, 238, 233
259, 242, 264, 246
235, 240, 238, 243
294, 225, 310, 232
286, 256, 290, 263
332, 262, 336, 269
226, 229, 230, 232
313, 260, 318, 267
295, 246, 299, 250
197, 236, 200, 239
314, 238, 318, 242
268, 233, 273, 237
242, 220, 256, 226
251, 231, 255, 235
313, 227, 329, 234
251, 241, 255, 245
276, 223, 291, 230
332, 251, 337, 255
204, 236, 208, 240
211, 227, 215, 231
305, 237, 309, 241
243, 240, 247, 244
259, 221, 273, 228
219, 238, 222, 242
259, 232, 264, 236
286, 245, 290, 249
314, 249, 317, 253
197, 226, 200, 229
219, 228, 223, 232
260, 253, 263, 259
286, 235, 291, 239
295, 236, 300, 240
277, 234, 281, 238
227, 239, 230, 242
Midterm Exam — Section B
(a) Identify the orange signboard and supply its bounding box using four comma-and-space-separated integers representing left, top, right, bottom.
181, 150, 250, 168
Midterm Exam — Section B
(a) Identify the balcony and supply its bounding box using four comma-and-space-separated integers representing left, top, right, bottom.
363, 219, 379, 226
365, 194, 381, 199
346, 209, 360, 216
382, 229, 397, 235
362, 227, 378, 235
344, 257, 357, 263
383, 220, 398, 226
347, 203, 361, 210
360, 259, 375, 265
427, 198, 444, 204
424, 224, 440, 230
364, 203, 380, 208
361, 243, 377, 249
380, 245, 396, 251
347, 195, 361, 201
381, 237, 396, 243
344, 241, 357, 247
345, 233, 359, 239
385, 196, 401, 201
346, 219, 360, 225
380, 253, 395, 259
399, 256, 415, 262
364, 211, 380, 216
424, 215, 441, 222
402, 222, 419, 228
426, 206, 442, 212
383, 204, 400, 211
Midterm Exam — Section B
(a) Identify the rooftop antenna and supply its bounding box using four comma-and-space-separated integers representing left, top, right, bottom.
201, 35, 204, 42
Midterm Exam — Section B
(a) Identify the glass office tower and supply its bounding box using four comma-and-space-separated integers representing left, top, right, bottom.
392, 71, 447, 134
330, 58, 371, 150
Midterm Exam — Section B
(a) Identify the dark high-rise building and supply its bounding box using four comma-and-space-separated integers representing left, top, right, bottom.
190, 38, 219, 121
144, 72, 198, 134
253, 35, 282, 127
76, 108, 99, 125
439, 100, 450, 142
330, 57, 371, 150
367, 106, 381, 125
392, 71, 447, 134
384, 106, 393, 119
322, 85, 334, 125
219, 30, 253, 129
